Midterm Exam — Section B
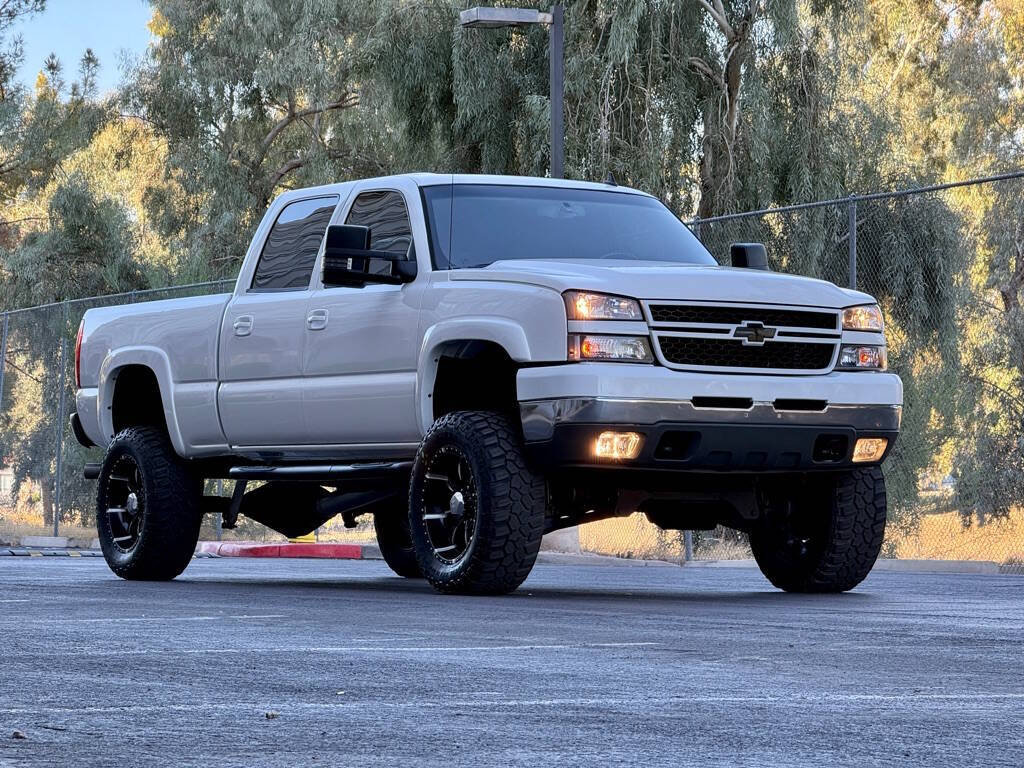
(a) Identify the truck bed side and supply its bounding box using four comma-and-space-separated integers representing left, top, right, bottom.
77, 293, 232, 456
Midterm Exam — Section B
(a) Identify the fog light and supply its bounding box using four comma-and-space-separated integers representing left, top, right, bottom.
852, 437, 888, 463
594, 431, 643, 460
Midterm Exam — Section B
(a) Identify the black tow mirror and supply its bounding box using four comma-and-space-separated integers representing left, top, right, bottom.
730, 242, 770, 270
322, 224, 418, 287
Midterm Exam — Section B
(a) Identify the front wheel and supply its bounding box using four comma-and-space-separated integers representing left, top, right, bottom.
96, 426, 202, 581
408, 411, 546, 595
750, 467, 887, 593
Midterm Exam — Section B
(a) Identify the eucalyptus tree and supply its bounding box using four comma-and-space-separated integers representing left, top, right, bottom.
369, 0, 853, 217
127, 0, 389, 281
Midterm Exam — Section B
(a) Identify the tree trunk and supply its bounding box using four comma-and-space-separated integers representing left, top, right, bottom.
41, 479, 53, 527
695, 10, 752, 219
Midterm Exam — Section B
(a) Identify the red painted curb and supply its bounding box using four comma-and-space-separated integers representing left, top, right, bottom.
195, 542, 364, 559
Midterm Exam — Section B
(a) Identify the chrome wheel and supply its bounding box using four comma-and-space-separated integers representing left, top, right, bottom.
104, 456, 145, 553
421, 445, 478, 564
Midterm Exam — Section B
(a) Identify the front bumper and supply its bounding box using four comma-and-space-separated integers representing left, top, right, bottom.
521, 398, 899, 471
517, 364, 902, 473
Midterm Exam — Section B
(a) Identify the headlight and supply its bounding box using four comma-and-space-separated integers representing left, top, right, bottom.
842, 304, 884, 332
568, 334, 653, 362
564, 291, 643, 321
838, 345, 887, 370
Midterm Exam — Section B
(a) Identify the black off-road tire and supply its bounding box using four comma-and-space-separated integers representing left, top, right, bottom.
96, 426, 202, 581
750, 467, 887, 593
408, 411, 546, 595
374, 499, 423, 579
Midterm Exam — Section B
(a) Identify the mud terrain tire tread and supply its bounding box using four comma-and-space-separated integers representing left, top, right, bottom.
96, 426, 202, 581
409, 411, 545, 595
751, 466, 887, 593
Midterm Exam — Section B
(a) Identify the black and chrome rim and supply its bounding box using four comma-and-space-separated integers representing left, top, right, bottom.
104, 456, 145, 553
421, 445, 478, 564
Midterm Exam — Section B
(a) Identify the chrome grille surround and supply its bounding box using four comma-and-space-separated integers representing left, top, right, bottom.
643, 300, 841, 375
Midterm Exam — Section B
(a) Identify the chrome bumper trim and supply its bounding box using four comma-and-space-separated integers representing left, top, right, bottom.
520, 398, 902, 442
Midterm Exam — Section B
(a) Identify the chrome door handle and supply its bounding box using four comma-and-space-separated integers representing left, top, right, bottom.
233, 314, 253, 337
307, 309, 329, 331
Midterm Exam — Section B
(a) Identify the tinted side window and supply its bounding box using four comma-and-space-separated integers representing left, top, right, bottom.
345, 191, 413, 256
251, 195, 339, 291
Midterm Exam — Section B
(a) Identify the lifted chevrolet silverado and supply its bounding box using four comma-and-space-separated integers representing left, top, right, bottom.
73, 174, 901, 594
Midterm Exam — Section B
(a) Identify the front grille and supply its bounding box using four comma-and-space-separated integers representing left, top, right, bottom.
647, 304, 837, 330
657, 336, 835, 371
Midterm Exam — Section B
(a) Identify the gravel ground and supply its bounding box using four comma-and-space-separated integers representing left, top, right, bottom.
1, 557, 1022, 767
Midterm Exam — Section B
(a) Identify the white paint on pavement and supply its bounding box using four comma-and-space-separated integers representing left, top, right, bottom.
2, 692, 1023, 716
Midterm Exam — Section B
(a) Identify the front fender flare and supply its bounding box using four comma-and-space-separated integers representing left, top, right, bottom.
416, 318, 533, 436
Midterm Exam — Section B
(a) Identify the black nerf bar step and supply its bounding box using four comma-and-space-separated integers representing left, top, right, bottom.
226, 461, 413, 482
84, 460, 413, 482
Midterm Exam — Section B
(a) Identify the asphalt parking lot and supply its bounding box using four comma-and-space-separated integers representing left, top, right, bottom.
1, 558, 1022, 768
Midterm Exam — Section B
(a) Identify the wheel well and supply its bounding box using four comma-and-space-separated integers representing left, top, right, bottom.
431, 341, 519, 422
111, 365, 166, 435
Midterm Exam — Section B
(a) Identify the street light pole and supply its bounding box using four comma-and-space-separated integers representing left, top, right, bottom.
548, 5, 564, 179
460, 5, 565, 178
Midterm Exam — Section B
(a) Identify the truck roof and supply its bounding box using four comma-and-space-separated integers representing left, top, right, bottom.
271, 173, 654, 207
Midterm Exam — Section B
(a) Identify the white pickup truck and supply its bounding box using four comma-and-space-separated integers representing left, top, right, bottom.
72, 173, 901, 594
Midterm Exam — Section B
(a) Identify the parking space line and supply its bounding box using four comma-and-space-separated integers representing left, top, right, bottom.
5, 641, 659, 658
2, 692, 1022, 716
11, 614, 288, 625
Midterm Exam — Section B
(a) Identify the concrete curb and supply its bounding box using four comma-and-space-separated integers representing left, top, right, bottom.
538, 552, 677, 567
681, 557, 1008, 575
3, 540, 1017, 576
0, 549, 104, 557
872, 558, 1002, 575
18, 536, 69, 548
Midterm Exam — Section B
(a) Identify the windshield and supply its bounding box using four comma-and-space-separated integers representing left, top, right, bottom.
422, 183, 715, 270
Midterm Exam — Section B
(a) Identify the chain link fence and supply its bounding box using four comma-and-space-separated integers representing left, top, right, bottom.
2, 174, 1023, 569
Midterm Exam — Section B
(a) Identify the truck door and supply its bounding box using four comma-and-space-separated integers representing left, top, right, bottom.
218, 194, 340, 447
300, 182, 426, 450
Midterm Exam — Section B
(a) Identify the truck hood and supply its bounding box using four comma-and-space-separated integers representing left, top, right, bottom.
448, 259, 873, 308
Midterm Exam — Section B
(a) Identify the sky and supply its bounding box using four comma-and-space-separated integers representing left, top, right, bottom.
12, 0, 153, 95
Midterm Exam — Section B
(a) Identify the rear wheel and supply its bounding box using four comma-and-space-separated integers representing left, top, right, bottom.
373, 499, 422, 579
750, 467, 887, 593
408, 411, 546, 595
96, 426, 202, 581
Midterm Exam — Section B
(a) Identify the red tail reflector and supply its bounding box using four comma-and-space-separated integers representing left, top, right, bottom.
74, 320, 84, 388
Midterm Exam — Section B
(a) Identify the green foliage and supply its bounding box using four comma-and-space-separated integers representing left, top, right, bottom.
125, 0, 385, 281
372, 0, 853, 215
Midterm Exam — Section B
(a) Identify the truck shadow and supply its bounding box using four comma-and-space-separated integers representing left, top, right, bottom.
173, 571, 874, 606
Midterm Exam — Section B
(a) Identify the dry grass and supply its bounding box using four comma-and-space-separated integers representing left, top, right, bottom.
0, 505, 95, 543
579, 514, 752, 562
884, 507, 1024, 564
581, 507, 1024, 565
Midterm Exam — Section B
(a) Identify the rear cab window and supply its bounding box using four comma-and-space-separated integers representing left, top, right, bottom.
343, 190, 414, 277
